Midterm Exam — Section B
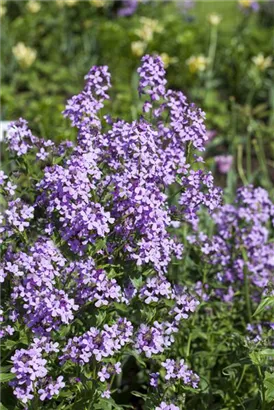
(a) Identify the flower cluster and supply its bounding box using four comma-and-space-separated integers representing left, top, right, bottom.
193, 185, 274, 301
156, 403, 180, 410
162, 358, 199, 388
117, 0, 138, 16
1, 55, 218, 407
60, 318, 133, 365
10, 347, 47, 403
10, 344, 65, 404
37, 55, 220, 273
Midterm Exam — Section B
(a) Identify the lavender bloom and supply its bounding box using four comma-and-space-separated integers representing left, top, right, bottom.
162, 358, 199, 388
63, 65, 111, 131
0, 170, 8, 185
215, 155, 233, 174
0, 307, 15, 338
73, 258, 122, 306
171, 292, 200, 322
98, 362, 121, 382
5, 118, 54, 158
181, 0, 195, 11
4, 238, 76, 334
155, 403, 180, 410
117, 0, 138, 16
150, 372, 159, 387
198, 185, 274, 301
135, 321, 176, 358
140, 275, 173, 304
179, 170, 222, 228
137, 54, 167, 102
2, 55, 215, 404
38, 376, 65, 401
10, 347, 48, 403
60, 318, 133, 365
37, 55, 220, 273
5, 118, 38, 156
0, 199, 35, 243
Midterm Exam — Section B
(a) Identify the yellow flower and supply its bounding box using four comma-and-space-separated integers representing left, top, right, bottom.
186, 55, 208, 74
207, 13, 222, 26
159, 53, 178, 68
12, 42, 37, 68
238, 0, 252, 7
135, 17, 163, 43
26, 1, 41, 13
252, 54, 272, 71
131, 41, 146, 57
56, 0, 78, 7
65, 0, 78, 6
89, 0, 105, 7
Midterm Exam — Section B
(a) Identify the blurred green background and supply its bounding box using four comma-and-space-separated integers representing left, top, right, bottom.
1, 0, 274, 195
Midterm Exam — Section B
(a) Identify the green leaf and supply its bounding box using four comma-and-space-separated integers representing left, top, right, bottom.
259, 349, 274, 357
253, 297, 274, 316
124, 350, 146, 368
0, 366, 11, 373
0, 373, 15, 383
264, 372, 274, 403
131, 391, 147, 399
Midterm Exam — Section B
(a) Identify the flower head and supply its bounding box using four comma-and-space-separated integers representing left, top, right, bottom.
186, 55, 208, 74
252, 54, 272, 71
208, 13, 222, 26
12, 43, 37, 68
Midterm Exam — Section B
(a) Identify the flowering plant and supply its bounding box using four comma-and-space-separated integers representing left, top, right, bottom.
0, 55, 223, 409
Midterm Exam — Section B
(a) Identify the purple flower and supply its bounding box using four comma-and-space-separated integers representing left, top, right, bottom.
1, 199, 34, 241
215, 155, 233, 174
98, 362, 121, 382
0, 170, 8, 185
198, 185, 274, 301
5, 118, 38, 156
117, 0, 138, 16
150, 372, 159, 387
162, 358, 199, 388
137, 54, 167, 102
155, 402, 180, 410
10, 347, 48, 403
38, 376, 65, 401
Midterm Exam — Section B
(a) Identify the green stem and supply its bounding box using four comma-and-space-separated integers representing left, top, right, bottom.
254, 128, 271, 188
257, 365, 266, 410
186, 310, 198, 360
246, 128, 252, 182
237, 144, 248, 186
205, 25, 218, 92
235, 365, 247, 393
242, 248, 252, 323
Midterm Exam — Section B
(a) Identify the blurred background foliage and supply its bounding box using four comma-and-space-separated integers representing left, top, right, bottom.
1, 0, 274, 195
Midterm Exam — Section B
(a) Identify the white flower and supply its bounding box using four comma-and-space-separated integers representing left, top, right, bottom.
252, 54, 272, 71
12, 42, 37, 68
26, 1, 41, 13
208, 13, 222, 26
186, 55, 208, 74
131, 41, 146, 57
